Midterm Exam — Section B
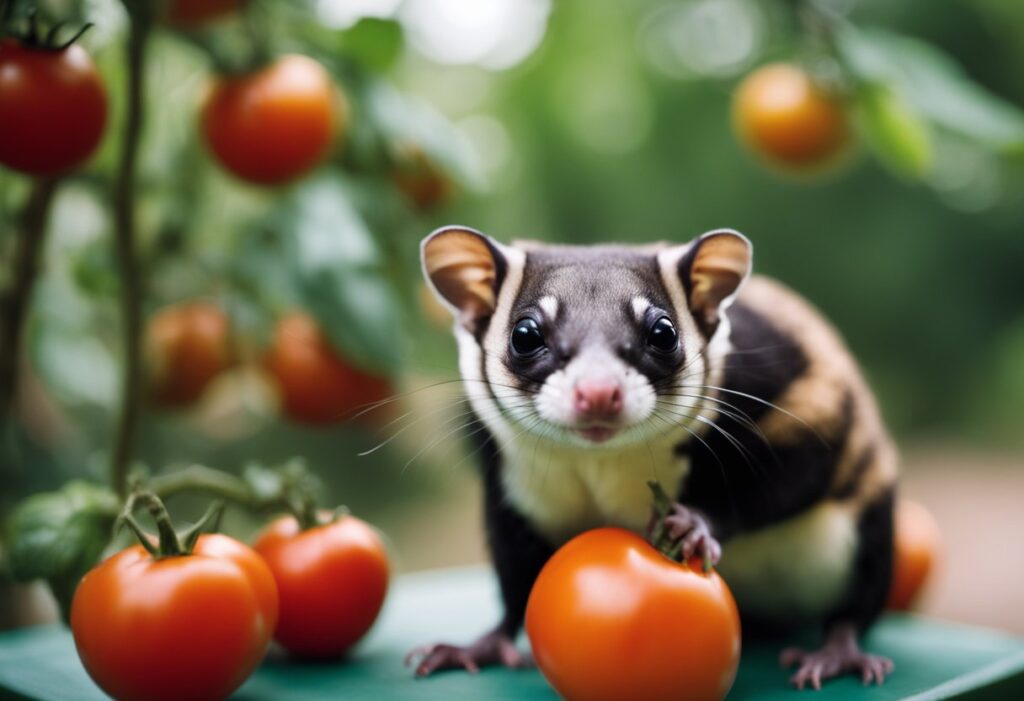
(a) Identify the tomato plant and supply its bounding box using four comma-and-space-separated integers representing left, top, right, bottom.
165, 0, 243, 27
146, 301, 234, 407
70, 497, 278, 701
201, 55, 338, 185
732, 63, 849, 171
887, 499, 941, 610
526, 527, 741, 701
392, 144, 452, 211
0, 38, 107, 175
264, 312, 392, 425
253, 512, 389, 658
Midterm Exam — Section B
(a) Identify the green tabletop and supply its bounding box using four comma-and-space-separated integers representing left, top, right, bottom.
1, 566, 1022, 700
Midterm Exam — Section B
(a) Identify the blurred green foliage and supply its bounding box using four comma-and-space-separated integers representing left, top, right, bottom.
1, 0, 1022, 544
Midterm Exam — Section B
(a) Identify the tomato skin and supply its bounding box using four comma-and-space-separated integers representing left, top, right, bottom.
526, 528, 741, 701
887, 499, 941, 610
147, 302, 234, 407
201, 55, 337, 185
70, 534, 278, 701
732, 63, 849, 170
264, 312, 391, 425
0, 39, 107, 175
165, 0, 243, 27
253, 514, 389, 658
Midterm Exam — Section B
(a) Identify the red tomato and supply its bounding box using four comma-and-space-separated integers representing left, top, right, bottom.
0, 39, 107, 175
253, 514, 389, 658
165, 0, 243, 27
526, 528, 741, 701
201, 55, 337, 185
70, 534, 278, 701
887, 499, 941, 610
147, 301, 234, 407
263, 312, 392, 425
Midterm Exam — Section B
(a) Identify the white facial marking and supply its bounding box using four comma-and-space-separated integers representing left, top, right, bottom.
538, 295, 558, 322
535, 347, 655, 437
631, 296, 650, 320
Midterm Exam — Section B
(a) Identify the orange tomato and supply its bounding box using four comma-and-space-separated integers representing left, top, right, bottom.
392, 145, 452, 210
70, 534, 278, 701
887, 499, 941, 610
147, 301, 233, 407
201, 55, 337, 185
732, 63, 849, 170
0, 39, 107, 175
264, 312, 392, 425
165, 0, 243, 27
526, 528, 741, 701
253, 514, 389, 658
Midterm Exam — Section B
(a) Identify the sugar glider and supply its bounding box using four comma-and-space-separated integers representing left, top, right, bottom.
408, 226, 897, 689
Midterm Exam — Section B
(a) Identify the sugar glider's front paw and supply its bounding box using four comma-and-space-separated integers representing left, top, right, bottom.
650, 502, 722, 566
405, 628, 530, 677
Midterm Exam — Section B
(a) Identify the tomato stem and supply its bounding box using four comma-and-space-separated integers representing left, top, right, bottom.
0, 177, 58, 417
647, 480, 674, 557
110, 1, 154, 498
144, 460, 328, 530
119, 491, 225, 558
1, 5, 94, 51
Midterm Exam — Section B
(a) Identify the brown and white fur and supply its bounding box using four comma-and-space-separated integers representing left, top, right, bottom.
408, 226, 897, 689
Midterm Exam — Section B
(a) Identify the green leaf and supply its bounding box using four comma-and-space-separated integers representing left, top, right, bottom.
837, 26, 1024, 153
339, 18, 404, 72
365, 82, 482, 188
6, 482, 119, 616
274, 174, 403, 375
855, 83, 934, 180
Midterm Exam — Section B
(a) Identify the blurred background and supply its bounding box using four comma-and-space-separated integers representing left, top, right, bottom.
1, 0, 1022, 634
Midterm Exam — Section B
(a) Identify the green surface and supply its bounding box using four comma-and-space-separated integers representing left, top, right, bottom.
1, 566, 1022, 700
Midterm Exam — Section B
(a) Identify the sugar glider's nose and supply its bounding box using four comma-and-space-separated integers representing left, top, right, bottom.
573, 376, 624, 420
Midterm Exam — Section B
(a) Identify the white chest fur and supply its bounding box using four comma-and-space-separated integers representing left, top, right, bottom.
501, 434, 691, 543
715, 501, 859, 620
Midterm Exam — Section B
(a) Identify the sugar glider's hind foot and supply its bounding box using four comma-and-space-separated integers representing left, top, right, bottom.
780, 623, 894, 690
406, 627, 531, 677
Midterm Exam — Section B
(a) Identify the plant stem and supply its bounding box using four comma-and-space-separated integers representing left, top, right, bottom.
110, 3, 152, 497
147, 462, 325, 528
0, 177, 58, 416
148, 464, 253, 503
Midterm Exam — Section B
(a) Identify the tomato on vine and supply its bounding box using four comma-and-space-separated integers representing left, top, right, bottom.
0, 37, 107, 175
70, 496, 278, 701
264, 312, 392, 425
392, 144, 453, 211
254, 512, 389, 658
201, 55, 338, 185
146, 301, 234, 407
732, 63, 850, 171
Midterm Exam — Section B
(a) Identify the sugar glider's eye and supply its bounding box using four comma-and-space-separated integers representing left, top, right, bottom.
510, 318, 545, 358
647, 317, 678, 353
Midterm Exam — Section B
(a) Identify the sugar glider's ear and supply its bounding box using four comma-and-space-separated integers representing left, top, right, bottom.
677, 229, 752, 336
421, 226, 509, 334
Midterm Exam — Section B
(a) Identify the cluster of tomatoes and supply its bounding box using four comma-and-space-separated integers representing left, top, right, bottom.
147, 302, 391, 425
71, 503, 389, 701
0, 0, 448, 205
732, 63, 850, 174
